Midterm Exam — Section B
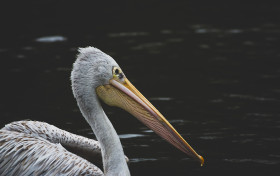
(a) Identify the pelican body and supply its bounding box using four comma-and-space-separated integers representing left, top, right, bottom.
0, 47, 203, 175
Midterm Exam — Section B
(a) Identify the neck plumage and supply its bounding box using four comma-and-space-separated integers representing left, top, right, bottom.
77, 92, 130, 176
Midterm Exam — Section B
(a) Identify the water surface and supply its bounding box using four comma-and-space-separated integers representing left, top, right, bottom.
1, 1, 280, 175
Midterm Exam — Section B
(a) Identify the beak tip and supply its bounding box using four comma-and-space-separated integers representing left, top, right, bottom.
199, 155, 204, 166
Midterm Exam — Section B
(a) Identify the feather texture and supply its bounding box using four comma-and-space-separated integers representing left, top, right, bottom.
0, 123, 104, 176
2, 120, 103, 164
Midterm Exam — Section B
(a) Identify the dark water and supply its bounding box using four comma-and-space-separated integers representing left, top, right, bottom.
1, 1, 280, 175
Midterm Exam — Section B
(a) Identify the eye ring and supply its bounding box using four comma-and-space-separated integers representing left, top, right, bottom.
113, 66, 122, 76
112, 66, 125, 81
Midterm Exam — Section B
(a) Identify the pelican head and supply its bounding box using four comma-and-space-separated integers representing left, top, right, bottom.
71, 47, 204, 166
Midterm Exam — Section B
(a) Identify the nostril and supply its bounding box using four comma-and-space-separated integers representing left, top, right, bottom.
119, 73, 124, 79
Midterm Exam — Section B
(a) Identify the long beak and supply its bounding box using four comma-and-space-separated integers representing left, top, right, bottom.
96, 78, 204, 165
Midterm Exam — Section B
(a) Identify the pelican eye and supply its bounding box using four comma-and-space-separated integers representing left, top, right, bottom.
113, 67, 121, 75
112, 67, 124, 81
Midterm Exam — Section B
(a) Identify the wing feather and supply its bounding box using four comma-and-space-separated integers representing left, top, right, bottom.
0, 129, 104, 176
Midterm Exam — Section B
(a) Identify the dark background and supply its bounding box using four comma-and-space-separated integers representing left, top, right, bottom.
0, 0, 280, 175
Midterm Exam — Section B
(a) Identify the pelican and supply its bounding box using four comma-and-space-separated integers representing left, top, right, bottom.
0, 47, 204, 175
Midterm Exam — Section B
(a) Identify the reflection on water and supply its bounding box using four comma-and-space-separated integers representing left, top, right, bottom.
1, 14, 280, 176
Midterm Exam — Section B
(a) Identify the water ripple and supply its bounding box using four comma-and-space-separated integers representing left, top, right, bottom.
108, 32, 149, 38
226, 94, 278, 102
149, 97, 173, 101
130, 158, 158, 163
224, 158, 279, 165
35, 35, 67, 43
199, 136, 222, 140
119, 134, 146, 139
